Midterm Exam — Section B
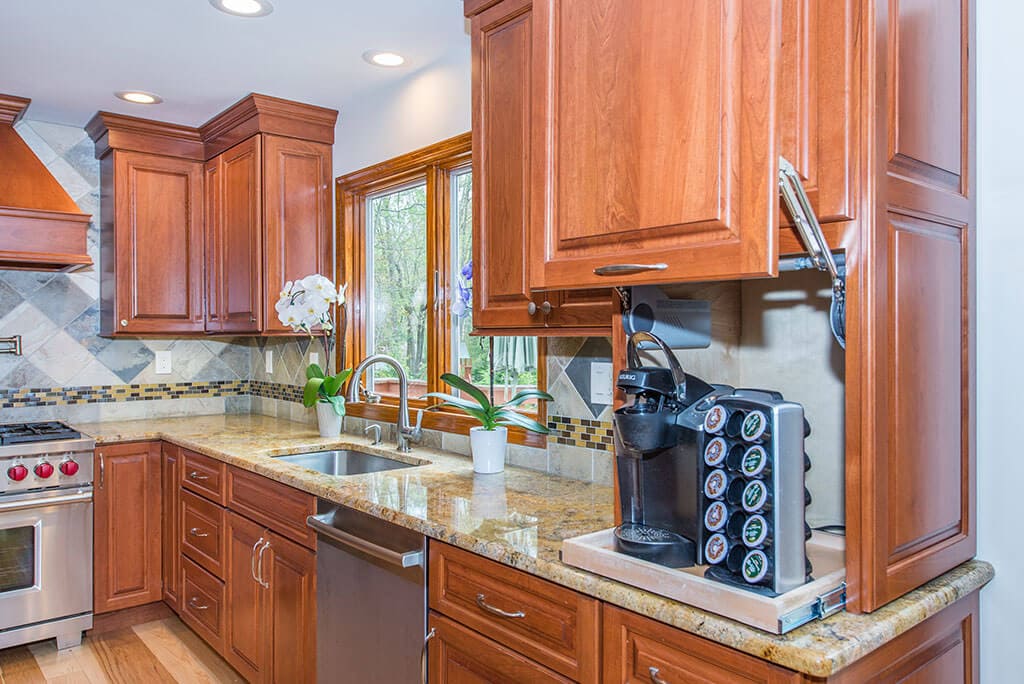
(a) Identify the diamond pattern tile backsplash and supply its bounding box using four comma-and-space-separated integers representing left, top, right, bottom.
0, 119, 253, 394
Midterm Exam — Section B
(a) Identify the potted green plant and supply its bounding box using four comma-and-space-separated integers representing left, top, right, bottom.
427, 372, 553, 473
276, 274, 352, 437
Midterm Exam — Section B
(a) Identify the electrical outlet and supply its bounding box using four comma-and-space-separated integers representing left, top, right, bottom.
310, 351, 320, 367
591, 362, 613, 404
265, 350, 274, 374
155, 350, 172, 375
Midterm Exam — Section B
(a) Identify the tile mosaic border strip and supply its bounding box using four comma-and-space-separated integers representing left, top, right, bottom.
547, 415, 614, 452
248, 380, 304, 403
0, 380, 248, 408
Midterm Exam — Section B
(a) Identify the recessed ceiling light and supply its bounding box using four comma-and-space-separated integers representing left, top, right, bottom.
209, 0, 274, 17
362, 50, 406, 67
114, 91, 163, 105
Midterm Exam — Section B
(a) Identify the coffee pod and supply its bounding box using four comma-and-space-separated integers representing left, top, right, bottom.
805, 452, 812, 472
805, 522, 813, 540
704, 533, 729, 565
703, 405, 728, 434
805, 488, 813, 506
741, 514, 771, 547
740, 445, 770, 478
725, 410, 747, 438
725, 544, 747, 573
741, 479, 771, 513
704, 500, 732, 532
703, 469, 730, 500
725, 443, 746, 471
726, 477, 748, 507
741, 410, 769, 442
703, 436, 728, 467
742, 549, 773, 584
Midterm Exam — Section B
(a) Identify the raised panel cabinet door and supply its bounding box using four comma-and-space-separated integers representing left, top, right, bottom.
224, 511, 271, 683
530, 0, 782, 289
208, 136, 263, 333
264, 530, 316, 684
113, 151, 204, 334
777, 0, 860, 254
262, 134, 332, 334
601, 605, 802, 684
161, 442, 181, 612
94, 442, 163, 614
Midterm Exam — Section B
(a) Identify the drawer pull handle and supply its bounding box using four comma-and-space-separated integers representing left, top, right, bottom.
475, 593, 525, 619
647, 667, 671, 684
189, 527, 209, 538
188, 597, 209, 611
188, 471, 209, 481
593, 263, 668, 276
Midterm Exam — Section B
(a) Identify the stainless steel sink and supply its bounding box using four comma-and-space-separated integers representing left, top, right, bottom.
273, 449, 419, 476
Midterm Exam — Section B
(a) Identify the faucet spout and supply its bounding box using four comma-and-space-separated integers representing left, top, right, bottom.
346, 354, 422, 452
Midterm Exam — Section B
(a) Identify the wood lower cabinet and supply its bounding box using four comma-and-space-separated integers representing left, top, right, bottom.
161, 442, 181, 612
94, 441, 162, 614
224, 511, 271, 682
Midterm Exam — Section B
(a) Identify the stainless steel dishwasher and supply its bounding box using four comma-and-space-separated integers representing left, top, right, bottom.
307, 502, 428, 683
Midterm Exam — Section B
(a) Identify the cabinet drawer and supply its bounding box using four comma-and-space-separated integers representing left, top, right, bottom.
428, 542, 599, 683
181, 556, 226, 653
602, 605, 802, 684
181, 489, 227, 579
429, 611, 571, 684
181, 449, 227, 504
227, 466, 316, 549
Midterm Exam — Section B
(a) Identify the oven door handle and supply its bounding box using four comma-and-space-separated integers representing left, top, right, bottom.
0, 491, 93, 513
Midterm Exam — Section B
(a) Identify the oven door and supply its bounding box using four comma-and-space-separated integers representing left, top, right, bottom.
0, 489, 93, 632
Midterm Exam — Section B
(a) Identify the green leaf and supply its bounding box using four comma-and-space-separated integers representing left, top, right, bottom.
326, 394, 346, 417
499, 389, 554, 409
303, 378, 324, 408
494, 408, 550, 434
306, 363, 326, 380
424, 392, 490, 414
322, 375, 344, 397
439, 373, 491, 411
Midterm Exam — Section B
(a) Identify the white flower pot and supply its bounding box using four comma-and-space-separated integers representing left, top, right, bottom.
316, 402, 343, 438
470, 426, 507, 474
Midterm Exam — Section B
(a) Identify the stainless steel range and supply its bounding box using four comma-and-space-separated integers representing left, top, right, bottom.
0, 421, 94, 650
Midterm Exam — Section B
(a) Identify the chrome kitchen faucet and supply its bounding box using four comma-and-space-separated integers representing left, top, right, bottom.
346, 355, 423, 453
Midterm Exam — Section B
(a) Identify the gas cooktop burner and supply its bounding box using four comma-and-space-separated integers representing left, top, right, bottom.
0, 421, 81, 445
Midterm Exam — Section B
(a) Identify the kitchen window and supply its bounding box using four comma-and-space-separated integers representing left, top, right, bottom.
336, 134, 546, 446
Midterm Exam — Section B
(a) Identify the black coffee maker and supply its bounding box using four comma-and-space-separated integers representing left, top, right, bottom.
613, 332, 728, 567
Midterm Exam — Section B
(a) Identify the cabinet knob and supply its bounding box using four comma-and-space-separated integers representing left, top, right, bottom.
250, 315, 257, 322
527, 301, 552, 316
120, 319, 128, 327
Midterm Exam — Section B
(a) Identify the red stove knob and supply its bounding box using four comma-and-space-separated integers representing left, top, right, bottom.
59, 460, 80, 476
7, 464, 28, 482
35, 462, 55, 479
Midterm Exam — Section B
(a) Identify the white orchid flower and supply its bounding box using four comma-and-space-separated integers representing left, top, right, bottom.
338, 283, 348, 305
301, 274, 336, 303
279, 280, 294, 300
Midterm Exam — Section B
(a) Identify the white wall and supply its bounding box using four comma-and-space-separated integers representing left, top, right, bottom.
332, 45, 471, 175
977, 2, 1023, 681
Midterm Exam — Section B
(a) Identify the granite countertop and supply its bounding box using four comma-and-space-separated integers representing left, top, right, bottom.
74, 414, 994, 678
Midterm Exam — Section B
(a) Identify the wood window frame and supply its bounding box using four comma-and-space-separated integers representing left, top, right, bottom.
336, 133, 547, 449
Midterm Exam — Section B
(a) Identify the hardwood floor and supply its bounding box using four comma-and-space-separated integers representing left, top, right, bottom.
0, 617, 244, 684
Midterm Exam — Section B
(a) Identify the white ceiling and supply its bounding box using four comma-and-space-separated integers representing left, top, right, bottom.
0, 0, 469, 129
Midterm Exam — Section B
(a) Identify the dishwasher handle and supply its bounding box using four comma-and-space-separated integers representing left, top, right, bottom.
307, 513, 424, 569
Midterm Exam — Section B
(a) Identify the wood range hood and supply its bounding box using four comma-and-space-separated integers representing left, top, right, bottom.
0, 93, 92, 272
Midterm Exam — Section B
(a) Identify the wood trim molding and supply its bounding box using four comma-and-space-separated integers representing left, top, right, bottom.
336, 133, 472, 192
200, 93, 338, 158
0, 93, 30, 125
86, 112, 205, 160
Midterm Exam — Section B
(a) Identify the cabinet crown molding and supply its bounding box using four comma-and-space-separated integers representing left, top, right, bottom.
200, 92, 339, 159
0, 93, 31, 126
86, 111, 205, 160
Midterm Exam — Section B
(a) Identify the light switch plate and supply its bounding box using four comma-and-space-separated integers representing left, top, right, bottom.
155, 350, 172, 375
265, 350, 274, 374
591, 362, 613, 404
310, 351, 320, 367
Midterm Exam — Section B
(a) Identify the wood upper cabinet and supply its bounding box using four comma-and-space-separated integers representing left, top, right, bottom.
94, 441, 162, 614
525, 0, 782, 290
262, 134, 333, 334
469, 0, 611, 334
161, 442, 182, 612
205, 135, 263, 333
101, 151, 205, 335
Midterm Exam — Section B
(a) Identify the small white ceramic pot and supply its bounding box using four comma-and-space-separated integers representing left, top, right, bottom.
316, 402, 343, 438
470, 426, 507, 474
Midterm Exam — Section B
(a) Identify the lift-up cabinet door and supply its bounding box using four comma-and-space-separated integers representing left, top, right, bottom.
528, 0, 783, 289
